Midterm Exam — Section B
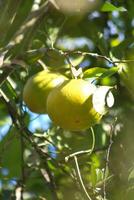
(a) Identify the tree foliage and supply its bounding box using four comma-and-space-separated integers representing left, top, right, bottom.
0, 0, 134, 199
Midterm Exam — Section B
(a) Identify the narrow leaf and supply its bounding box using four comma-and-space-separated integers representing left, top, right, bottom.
83, 67, 107, 79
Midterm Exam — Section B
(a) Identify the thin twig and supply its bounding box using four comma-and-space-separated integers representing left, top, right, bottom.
20, 134, 25, 200
42, 161, 58, 200
114, 59, 134, 63
0, 87, 76, 180
74, 156, 92, 200
65, 127, 95, 161
0, 92, 59, 200
62, 52, 78, 79
27, 47, 114, 64
65, 128, 95, 199
103, 119, 117, 200
68, 51, 114, 64
27, 47, 134, 65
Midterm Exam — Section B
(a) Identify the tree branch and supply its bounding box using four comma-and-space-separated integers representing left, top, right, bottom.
0, 91, 59, 200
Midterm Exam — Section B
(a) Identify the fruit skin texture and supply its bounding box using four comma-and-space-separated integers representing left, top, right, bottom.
23, 70, 68, 114
55, 0, 101, 15
47, 79, 102, 131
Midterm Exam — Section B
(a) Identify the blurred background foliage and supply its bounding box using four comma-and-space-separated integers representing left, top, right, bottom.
0, 0, 134, 199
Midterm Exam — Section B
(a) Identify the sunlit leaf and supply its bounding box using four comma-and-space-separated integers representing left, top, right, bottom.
101, 2, 127, 12
83, 67, 107, 78
91, 165, 97, 187
99, 67, 119, 79
68, 55, 85, 67
128, 168, 134, 182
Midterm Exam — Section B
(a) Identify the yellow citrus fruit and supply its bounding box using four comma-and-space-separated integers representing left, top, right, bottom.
46, 79, 102, 131
55, 0, 101, 15
23, 70, 68, 114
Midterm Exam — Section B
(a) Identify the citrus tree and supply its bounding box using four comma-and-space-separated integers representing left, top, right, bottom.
0, 0, 134, 200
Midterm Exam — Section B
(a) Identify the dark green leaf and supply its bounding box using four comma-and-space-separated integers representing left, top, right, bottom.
4, 0, 34, 45
0, 128, 21, 178
99, 67, 119, 79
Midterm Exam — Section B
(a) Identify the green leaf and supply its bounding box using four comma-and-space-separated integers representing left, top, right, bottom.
0, 0, 21, 45
96, 168, 104, 183
44, 49, 65, 68
101, 2, 127, 12
0, 116, 11, 126
4, 0, 34, 45
0, 128, 21, 178
99, 67, 119, 79
84, 66, 118, 83
128, 168, 134, 181
68, 55, 84, 67
91, 165, 97, 187
83, 67, 107, 79
97, 32, 109, 56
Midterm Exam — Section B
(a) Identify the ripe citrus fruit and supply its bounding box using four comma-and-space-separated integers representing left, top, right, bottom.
46, 79, 102, 131
55, 0, 101, 15
23, 70, 68, 114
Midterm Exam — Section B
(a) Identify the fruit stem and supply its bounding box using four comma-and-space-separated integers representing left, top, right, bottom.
74, 156, 92, 200
65, 127, 95, 161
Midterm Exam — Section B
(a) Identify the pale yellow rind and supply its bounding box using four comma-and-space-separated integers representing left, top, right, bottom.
23, 70, 67, 113
47, 79, 102, 131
